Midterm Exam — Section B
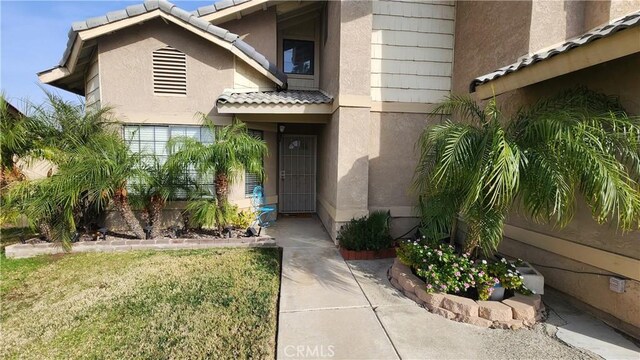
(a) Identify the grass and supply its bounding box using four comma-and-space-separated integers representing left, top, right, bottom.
0, 248, 281, 359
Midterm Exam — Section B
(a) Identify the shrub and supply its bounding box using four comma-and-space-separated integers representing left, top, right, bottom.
232, 209, 256, 229
337, 210, 393, 251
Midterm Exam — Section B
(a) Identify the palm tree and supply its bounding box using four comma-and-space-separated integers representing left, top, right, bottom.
0, 97, 35, 188
131, 156, 188, 238
168, 117, 267, 229
415, 88, 640, 255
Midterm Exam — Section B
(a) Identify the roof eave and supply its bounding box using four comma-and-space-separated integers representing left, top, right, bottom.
217, 103, 333, 114
38, 1, 286, 93
472, 26, 640, 99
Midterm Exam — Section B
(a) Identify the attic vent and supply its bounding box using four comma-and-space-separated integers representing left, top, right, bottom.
152, 46, 187, 95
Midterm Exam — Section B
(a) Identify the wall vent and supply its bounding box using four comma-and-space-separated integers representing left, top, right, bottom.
152, 46, 187, 95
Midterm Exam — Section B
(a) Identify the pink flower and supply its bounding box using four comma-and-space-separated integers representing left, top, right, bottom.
471, 281, 476, 286
455, 271, 461, 277
478, 271, 485, 277
464, 283, 470, 289
494, 278, 500, 284
440, 284, 447, 290
426, 284, 433, 289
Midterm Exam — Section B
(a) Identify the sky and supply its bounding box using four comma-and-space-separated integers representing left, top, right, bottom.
0, 0, 211, 110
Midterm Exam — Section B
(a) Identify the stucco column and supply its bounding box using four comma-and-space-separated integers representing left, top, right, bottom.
332, 1, 372, 239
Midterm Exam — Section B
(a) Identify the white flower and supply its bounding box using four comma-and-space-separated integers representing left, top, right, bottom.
501, 258, 507, 263
481, 260, 487, 264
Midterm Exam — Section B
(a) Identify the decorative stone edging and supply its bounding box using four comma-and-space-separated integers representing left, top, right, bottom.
389, 258, 545, 329
5, 236, 276, 259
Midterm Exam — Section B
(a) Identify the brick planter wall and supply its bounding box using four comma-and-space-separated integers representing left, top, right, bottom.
389, 258, 545, 329
5, 236, 276, 259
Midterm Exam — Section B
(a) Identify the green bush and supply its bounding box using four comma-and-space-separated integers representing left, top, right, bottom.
337, 210, 393, 251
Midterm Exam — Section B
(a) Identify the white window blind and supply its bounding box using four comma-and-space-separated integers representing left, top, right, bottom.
152, 46, 187, 95
124, 125, 214, 199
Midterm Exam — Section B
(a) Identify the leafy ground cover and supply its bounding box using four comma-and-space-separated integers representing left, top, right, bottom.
0, 248, 281, 359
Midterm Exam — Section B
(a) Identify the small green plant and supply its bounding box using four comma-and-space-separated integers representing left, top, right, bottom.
186, 199, 236, 230
337, 210, 393, 251
232, 209, 256, 229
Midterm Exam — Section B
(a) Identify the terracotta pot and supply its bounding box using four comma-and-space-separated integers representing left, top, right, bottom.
339, 247, 397, 260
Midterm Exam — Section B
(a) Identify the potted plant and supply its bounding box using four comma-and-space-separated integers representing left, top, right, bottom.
338, 210, 395, 260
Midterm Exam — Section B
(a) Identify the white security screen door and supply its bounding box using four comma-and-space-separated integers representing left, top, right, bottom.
279, 135, 316, 213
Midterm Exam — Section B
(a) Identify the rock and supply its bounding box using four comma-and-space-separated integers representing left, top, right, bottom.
442, 294, 479, 317
458, 315, 493, 328
433, 307, 457, 320
390, 278, 400, 290
417, 291, 446, 310
399, 273, 422, 293
503, 296, 536, 321
512, 293, 543, 310
477, 300, 513, 322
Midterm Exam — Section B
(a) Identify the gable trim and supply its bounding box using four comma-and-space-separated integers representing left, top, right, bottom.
38, 1, 286, 93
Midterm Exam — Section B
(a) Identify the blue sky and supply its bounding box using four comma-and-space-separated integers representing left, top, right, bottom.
1, 1, 211, 110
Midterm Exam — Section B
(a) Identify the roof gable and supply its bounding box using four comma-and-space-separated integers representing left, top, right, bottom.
38, 0, 286, 94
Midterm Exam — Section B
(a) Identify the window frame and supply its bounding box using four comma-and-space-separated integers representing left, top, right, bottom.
282, 39, 315, 76
123, 124, 214, 200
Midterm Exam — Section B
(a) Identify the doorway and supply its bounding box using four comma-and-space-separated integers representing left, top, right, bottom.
279, 134, 317, 213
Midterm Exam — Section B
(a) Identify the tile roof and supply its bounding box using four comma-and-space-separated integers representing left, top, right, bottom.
470, 11, 640, 92
193, 0, 252, 17
217, 90, 333, 105
46, 0, 286, 86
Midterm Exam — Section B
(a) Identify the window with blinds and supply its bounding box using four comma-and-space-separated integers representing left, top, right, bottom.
124, 125, 214, 199
152, 46, 187, 95
245, 129, 264, 197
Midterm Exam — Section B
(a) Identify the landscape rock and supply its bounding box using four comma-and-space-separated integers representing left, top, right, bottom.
432, 307, 457, 320
442, 294, 479, 317
503, 296, 536, 321
477, 300, 513, 322
417, 291, 446, 310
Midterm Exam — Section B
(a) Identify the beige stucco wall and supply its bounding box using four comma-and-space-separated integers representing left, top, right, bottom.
452, 1, 640, 335
98, 18, 235, 125
338, 1, 372, 97
221, 7, 278, 64
319, 0, 341, 97
98, 18, 278, 212
317, 111, 340, 239
499, 238, 640, 337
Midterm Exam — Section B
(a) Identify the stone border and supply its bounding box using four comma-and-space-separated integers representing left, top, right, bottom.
5, 236, 276, 259
389, 258, 545, 329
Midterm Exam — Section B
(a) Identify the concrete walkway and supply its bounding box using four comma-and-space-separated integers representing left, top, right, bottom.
269, 217, 639, 360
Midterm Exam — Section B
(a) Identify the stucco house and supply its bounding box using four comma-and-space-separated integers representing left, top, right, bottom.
39, 0, 639, 339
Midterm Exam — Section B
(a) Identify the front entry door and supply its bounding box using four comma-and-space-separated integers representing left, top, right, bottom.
279, 134, 316, 213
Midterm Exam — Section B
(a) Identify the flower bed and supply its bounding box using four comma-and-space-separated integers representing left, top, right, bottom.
389, 259, 545, 329
397, 239, 533, 301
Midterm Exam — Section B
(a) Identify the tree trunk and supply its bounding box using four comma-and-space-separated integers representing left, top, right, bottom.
38, 221, 53, 242
181, 209, 191, 232
113, 188, 146, 239
214, 172, 229, 205
149, 195, 165, 239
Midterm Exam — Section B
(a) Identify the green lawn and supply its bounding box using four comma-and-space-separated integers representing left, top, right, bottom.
0, 248, 281, 359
